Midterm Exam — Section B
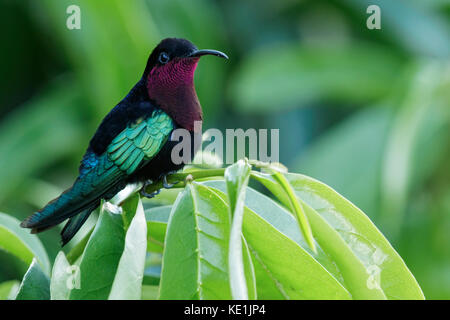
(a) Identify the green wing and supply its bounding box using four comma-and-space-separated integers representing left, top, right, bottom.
107, 109, 174, 175
21, 109, 174, 235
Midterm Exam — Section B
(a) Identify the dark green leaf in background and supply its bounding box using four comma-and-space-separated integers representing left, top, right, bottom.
230, 44, 404, 113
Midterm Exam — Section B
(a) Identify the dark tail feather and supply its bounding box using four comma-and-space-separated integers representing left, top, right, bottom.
30, 224, 58, 234
20, 177, 112, 232
21, 173, 125, 241
61, 205, 96, 246
21, 187, 98, 232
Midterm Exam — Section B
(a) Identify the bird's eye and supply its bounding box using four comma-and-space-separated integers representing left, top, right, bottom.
158, 52, 170, 64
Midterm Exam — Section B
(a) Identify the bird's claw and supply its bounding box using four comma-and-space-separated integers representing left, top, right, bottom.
140, 188, 160, 198
163, 175, 176, 189
139, 174, 179, 198
140, 180, 161, 199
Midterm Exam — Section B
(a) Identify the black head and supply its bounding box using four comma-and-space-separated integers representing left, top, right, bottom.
143, 38, 228, 77
143, 38, 228, 130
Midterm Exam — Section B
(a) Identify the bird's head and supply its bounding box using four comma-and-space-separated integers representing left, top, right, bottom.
143, 38, 227, 130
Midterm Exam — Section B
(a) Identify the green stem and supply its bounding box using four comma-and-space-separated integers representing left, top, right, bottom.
144, 168, 227, 194
271, 171, 317, 253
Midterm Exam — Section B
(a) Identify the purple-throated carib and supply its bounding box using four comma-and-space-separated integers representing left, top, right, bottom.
21, 38, 228, 245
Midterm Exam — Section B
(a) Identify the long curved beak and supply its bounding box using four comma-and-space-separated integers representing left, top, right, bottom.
188, 49, 228, 59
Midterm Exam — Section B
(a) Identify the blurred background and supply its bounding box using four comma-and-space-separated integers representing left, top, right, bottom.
0, 0, 449, 299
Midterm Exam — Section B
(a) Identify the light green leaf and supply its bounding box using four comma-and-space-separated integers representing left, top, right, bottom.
145, 203, 258, 299
143, 253, 162, 286
159, 183, 233, 299
225, 159, 252, 300
66, 227, 94, 265
145, 205, 171, 223
0, 212, 50, 274
0, 280, 20, 300
15, 259, 50, 300
69, 195, 146, 300
203, 181, 342, 281
50, 251, 72, 300
244, 206, 350, 299
68, 200, 125, 299
271, 171, 316, 253
252, 172, 424, 299
109, 194, 147, 300
204, 181, 350, 300
141, 285, 159, 300
242, 236, 257, 300
145, 205, 171, 253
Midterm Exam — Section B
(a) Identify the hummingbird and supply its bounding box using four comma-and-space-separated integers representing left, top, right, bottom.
20, 38, 228, 245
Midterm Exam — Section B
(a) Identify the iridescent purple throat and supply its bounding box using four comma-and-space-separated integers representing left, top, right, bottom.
146, 58, 202, 131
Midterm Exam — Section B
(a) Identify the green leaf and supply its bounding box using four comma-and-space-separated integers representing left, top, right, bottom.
244, 207, 350, 299
0, 280, 20, 300
109, 194, 147, 300
68, 201, 125, 300
15, 259, 50, 300
242, 236, 257, 300
145, 205, 171, 253
203, 181, 342, 281
271, 171, 316, 253
143, 253, 162, 286
68, 194, 146, 300
0, 212, 50, 274
224, 159, 252, 300
144, 205, 256, 299
204, 181, 350, 300
252, 172, 424, 299
146, 204, 257, 299
159, 183, 233, 299
145, 205, 171, 223
141, 285, 159, 300
50, 251, 72, 300
66, 227, 94, 265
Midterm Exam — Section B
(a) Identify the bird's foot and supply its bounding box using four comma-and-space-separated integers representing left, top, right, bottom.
140, 180, 161, 198
162, 172, 180, 189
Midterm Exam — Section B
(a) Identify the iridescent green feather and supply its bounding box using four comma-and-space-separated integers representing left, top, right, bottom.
20, 110, 174, 233
107, 110, 174, 175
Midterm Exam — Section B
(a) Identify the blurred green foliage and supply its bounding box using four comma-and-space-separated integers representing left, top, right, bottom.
0, 0, 449, 298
